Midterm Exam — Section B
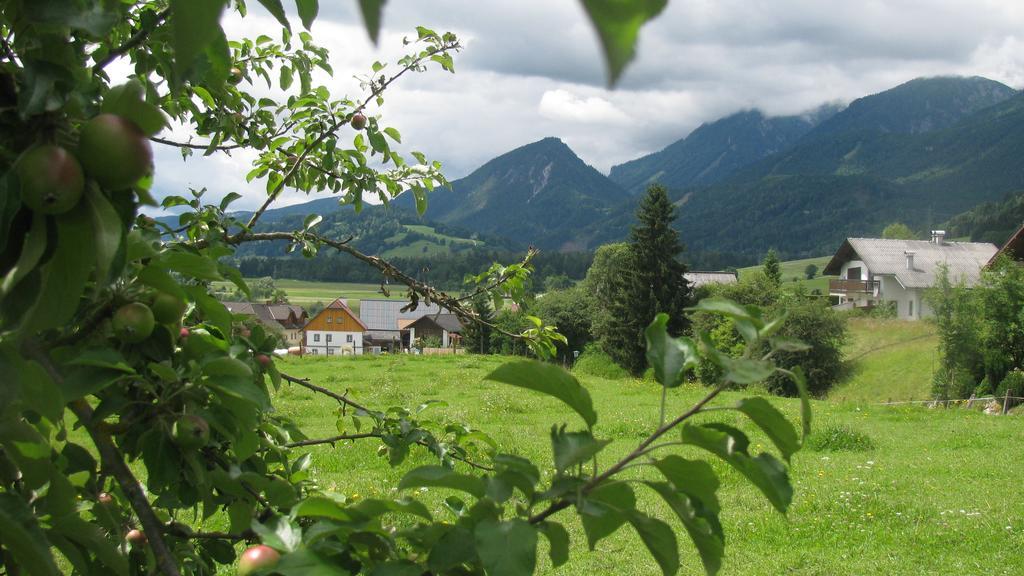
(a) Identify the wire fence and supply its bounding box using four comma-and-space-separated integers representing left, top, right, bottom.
874, 393, 1024, 414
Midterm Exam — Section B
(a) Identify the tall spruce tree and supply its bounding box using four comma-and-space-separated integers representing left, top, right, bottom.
763, 249, 782, 287
602, 184, 692, 374
462, 294, 494, 354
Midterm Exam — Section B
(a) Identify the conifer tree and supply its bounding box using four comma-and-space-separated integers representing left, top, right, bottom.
763, 248, 782, 287
603, 184, 692, 374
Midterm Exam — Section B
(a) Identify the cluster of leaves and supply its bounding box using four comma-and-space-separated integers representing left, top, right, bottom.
0, 2, 814, 576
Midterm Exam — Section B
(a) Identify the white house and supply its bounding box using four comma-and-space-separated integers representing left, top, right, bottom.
302, 298, 368, 355
822, 231, 998, 320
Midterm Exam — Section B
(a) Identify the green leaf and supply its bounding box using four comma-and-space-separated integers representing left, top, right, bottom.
550, 426, 611, 474
486, 360, 597, 427
719, 356, 774, 385
784, 366, 812, 440
22, 202, 93, 333
351, 497, 433, 521
0, 212, 47, 296
303, 213, 323, 231
651, 456, 720, 513
580, 0, 668, 86
771, 336, 811, 352
537, 521, 570, 568
357, 0, 386, 43
185, 285, 233, 336
0, 493, 60, 576
256, 0, 291, 30
171, 0, 228, 77
370, 562, 421, 576
428, 526, 477, 572
157, 250, 223, 281
680, 424, 793, 513
645, 313, 697, 388
734, 397, 799, 461
83, 185, 123, 283
644, 482, 723, 576
398, 465, 485, 497
280, 65, 294, 90
296, 0, 319, 30
625, 510, 679, 576
219, 192, 243, 211
252, 515, 301, 552
474, 519, 537, 576
51, 515, 129, 576
383, 126, 401, 143
412, 186, 427, 216
273, 548, 348, 576
578, 482, 634, 549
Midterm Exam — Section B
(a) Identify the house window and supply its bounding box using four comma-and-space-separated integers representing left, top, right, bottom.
314, 334, 320, 342
326, 334, 332, 342
847, 267, 862, 280
326, 316, 332, 323
346, 334, 353, 343
327, 348, 334, 356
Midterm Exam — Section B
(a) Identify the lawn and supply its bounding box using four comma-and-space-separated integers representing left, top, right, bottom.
259, 352, 1023, 575
831, 317, 940, 403
738, 255, 833, 294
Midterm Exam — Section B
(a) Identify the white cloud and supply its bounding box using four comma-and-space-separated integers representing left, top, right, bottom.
538, 89, 631, 125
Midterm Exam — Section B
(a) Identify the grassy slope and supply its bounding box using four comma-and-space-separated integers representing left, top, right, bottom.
738, 256, 833, 294
380, 224, 482, 259
833, 317, 939, 403
261, 353, 1023, 576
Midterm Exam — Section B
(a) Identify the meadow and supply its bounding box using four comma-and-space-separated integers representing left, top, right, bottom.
262, 344, 1023, 576
738, 256, 833, 294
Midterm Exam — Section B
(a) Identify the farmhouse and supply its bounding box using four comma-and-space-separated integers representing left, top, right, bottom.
406, 314, 465, 348
823, 231, 998, 320
684, 271, 738, 288
302, 298, 368, 355
358, 299, 453, 352
223, 301, 308, 346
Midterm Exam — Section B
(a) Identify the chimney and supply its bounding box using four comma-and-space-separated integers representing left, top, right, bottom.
905, 250, 916, 270
931, 230, 946, 244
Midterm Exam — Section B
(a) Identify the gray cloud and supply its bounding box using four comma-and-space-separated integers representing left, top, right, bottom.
147, 0, 1024, 214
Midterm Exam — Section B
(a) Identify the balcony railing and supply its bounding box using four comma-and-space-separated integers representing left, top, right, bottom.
829, 279, 879, 294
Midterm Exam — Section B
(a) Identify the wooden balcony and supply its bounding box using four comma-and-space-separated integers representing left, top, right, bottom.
829, 279, 879, 294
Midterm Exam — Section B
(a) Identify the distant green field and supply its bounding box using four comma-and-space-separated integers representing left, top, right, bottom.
213, 279, 407, 314
738, 255, 833, 293
832, 317, 939, 403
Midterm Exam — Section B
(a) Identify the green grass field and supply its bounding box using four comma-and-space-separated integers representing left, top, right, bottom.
832, 317, 939, 403
738, 256, 833, 294
255, 340, 1023, 575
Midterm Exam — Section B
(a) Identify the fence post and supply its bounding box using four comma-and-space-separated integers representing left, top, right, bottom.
1003, 389, 1011, 415
966, 393, 975, 409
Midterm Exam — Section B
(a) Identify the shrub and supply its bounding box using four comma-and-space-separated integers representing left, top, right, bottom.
996, 369, 1024, 405
765, 297, 847, 396
975, 378, 993, 397
572, 344, 629, 380
806, 425, 876, 452
932, 367, 977, 401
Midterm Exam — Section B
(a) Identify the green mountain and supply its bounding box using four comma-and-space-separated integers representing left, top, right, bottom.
944, 190, 1024, 245
630, 78, 1024, 261
608, 106, 838, 195
805, 76, 1016, 138
410, 137, 628, 250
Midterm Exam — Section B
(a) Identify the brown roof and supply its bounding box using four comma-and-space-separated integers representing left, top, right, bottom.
989, 222, 1024, 266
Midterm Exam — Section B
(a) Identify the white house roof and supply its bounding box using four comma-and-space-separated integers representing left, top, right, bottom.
824, 238, 998, 288
684, 271, 738, 288
358, 299, 446, 331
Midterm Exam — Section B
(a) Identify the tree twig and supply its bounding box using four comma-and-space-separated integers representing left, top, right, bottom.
528, 385, 726, 524
284, 432, 380, 448
93, 8, 171, 71
27, 346, 181, 576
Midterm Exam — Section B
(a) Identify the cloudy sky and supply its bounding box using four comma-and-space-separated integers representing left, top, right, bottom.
148, 0, 1024, 211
